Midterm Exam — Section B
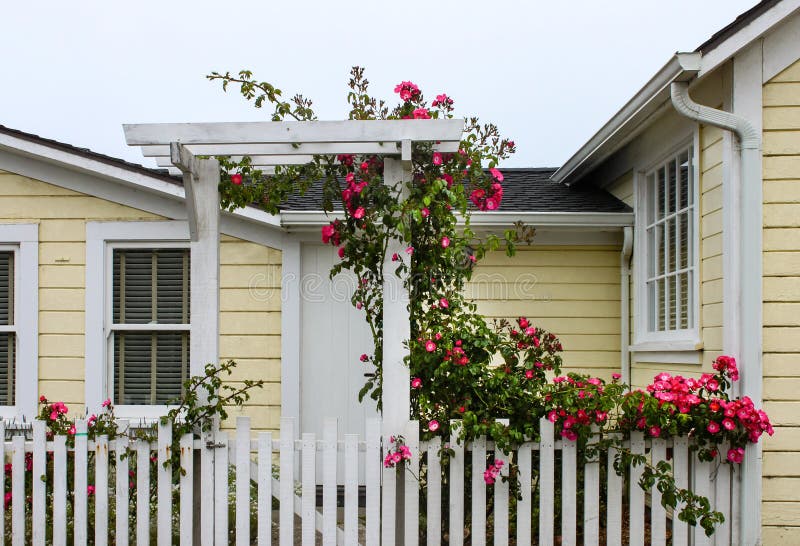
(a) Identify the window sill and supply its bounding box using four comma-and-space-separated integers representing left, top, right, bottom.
629, 340, 704, 365
113, 405, 174, 424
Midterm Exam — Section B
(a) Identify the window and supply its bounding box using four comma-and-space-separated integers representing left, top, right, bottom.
0, 224, 38, 418
110, 247, 190, 405
85, 220, 191, 415
639, 145, 698, 342
0, 251, 15, 406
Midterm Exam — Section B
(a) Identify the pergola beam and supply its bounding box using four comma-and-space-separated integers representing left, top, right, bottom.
124, 119, 464, 146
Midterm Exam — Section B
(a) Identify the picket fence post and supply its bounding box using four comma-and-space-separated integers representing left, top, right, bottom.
115, 421, 130, 546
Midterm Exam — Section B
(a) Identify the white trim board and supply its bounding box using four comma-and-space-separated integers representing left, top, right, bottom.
763, 9, 800, 82
0, 223, 38, 419
0, 135, 284, 246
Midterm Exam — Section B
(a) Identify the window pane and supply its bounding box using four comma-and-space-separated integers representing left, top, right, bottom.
113, 249, 190, 324
114, 331, 189, 405
680, 212, 689, 270
657, 279, 665, 331
679, 150, 690, 209
657, 166, 666, 220
680, 272, 690, 329
155, 250, 190, 324
656, 224, 665, 276
668, 275, 677, 330
668, 159, 677, 215
0, 252, 12, 326
0, 333, 14, 406
667, 218, 676, 273
648, 280, 657, 331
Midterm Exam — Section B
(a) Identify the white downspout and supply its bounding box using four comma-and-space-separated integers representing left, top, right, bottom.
671, 81, 762, 546
620, 226, 633, 386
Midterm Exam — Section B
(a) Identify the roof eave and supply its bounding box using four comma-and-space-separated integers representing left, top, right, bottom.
281, 210, 634, 230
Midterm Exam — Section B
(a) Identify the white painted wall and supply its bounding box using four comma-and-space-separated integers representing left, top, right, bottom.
300, 244, 377, 481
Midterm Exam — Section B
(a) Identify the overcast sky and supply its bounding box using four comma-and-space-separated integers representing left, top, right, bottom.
1, 0, 759, 169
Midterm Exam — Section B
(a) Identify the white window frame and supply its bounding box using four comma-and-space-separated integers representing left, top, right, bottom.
632, 135, 702, 353
0, 224, 38, 419
85, 221, 190, 419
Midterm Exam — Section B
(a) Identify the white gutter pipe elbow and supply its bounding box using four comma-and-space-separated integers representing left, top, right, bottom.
671, 82, 760, 149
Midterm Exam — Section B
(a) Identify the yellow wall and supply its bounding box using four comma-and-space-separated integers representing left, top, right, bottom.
468, 245, 622, 379
761, 58, 800, 537
0, 170, 281, 432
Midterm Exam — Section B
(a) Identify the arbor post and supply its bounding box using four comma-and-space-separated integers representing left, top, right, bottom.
170, 143, 221, 545
381, 157, 412, 545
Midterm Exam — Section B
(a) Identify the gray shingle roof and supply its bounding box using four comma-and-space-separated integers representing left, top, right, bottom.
281, 167, 631, 213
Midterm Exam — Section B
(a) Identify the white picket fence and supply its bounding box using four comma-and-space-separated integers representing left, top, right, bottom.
0, 416, 733, 546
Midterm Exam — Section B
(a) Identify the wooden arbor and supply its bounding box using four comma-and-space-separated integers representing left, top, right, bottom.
123, 118, 463, 443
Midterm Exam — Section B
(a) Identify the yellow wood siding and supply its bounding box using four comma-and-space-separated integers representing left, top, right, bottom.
219, 235, 281, 432
762, 57, 800, 534
0, 171, 281, 432
468, 246, 621, 379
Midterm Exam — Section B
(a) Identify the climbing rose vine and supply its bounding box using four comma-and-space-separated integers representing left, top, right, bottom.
209, 67, 772, 535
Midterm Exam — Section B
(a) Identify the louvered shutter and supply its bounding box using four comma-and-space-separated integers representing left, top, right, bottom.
112, 249, 189, 405
0, 252, 14, 405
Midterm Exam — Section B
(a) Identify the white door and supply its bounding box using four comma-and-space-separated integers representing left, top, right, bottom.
300, 244, 378, 481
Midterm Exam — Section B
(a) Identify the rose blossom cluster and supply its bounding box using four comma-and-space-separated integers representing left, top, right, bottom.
547, 376, 609, 441
469, 168, 504, 211
394, 81, 420, 102
483, 459, 505, 485
383, 436, 413, 468
623, 356, 773, 463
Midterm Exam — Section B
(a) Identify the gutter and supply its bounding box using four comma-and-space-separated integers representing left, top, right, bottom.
670, 80, 762, 546
280, 210, 634, 229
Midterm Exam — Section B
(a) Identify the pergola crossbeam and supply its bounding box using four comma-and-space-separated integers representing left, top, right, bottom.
125, 120, 463, 169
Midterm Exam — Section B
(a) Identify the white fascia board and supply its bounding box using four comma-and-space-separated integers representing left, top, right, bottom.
699, 0, 800, 79
0, 131, 285, 242
467, 211, 633, 228
280, 210, 633, 229
0, 132, 185, 201
552, 53, 700, 186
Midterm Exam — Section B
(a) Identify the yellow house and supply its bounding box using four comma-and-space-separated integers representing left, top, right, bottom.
0, 0, 798, 542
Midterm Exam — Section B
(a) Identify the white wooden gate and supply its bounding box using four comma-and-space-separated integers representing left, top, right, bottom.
0, 417, 733, 545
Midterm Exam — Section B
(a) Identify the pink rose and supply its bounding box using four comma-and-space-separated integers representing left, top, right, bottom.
230, 174, 242, 185
392, 253, 399, 261
412, 108, 431, 120
432, 152, 443, 166
425, 340, 437, 352
441, 237, 450, 248
411, 377, 422, 389
337, 247, 345, 259
489, 168, 504, 182
360, 354, 369, 362
707, 421, 720, 434
353, 207, 365, 220
421, 208, 429, 218
428, 420, 440, 432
